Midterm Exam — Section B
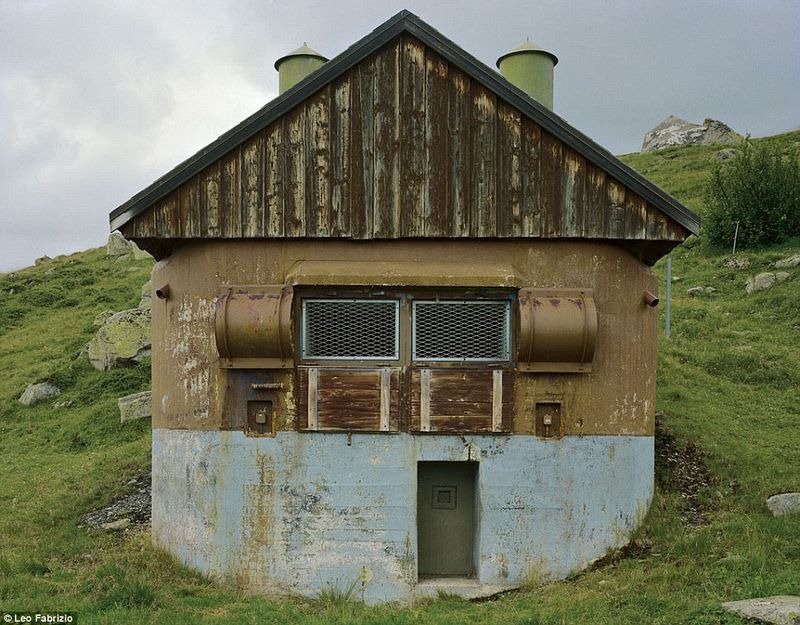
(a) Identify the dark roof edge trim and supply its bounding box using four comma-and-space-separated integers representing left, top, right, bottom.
110, 10, 699, 235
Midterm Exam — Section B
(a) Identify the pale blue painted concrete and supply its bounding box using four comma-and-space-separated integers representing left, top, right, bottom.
152, 429, 653, 603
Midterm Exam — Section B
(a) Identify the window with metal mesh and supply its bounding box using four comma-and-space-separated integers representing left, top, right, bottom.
412, 300, 511, 361
301, 299, 399, 360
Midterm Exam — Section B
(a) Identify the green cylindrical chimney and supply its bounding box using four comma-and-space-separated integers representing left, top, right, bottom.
275, 44, 328, 95
496, 40, 558, 110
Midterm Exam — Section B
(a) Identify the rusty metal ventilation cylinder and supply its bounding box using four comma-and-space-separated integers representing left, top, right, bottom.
517, 288, 597, 372
214, 286, 293, 368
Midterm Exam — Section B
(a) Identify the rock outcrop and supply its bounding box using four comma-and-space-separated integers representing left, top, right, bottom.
745, 272, 791, 293
722, 596, 800, 625
641, 116, 740, 152
118, 391, 152, 423
86, 308, 151, 370
18, 382, 61, 406
766, 493, 800, 516
773, 254, 800, 269
106, 231, 152, 261
86, 274, 153, 370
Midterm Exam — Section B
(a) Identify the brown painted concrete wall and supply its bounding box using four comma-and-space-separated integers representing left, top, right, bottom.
150, 239, 657, 436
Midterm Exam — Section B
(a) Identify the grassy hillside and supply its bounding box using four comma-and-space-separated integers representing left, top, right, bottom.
1, 132, 799, 624
618, 129, 800, 218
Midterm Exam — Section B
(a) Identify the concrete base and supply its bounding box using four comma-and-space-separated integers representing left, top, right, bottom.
152, 429, 653, 603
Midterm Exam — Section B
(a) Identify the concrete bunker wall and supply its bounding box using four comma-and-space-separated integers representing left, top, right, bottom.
149, 238, 658, 602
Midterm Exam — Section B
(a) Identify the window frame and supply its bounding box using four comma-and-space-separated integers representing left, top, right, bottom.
300, 297, 401, 362
295, 287, 516, 369
411, 299, 512, 364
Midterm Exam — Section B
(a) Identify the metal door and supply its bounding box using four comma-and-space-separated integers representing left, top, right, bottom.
417, 461, 476, 577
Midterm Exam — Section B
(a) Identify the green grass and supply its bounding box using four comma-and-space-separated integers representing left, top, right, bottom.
1, 132, 799, 622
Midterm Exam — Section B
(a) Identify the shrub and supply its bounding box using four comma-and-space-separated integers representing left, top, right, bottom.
704, 138, 800, 248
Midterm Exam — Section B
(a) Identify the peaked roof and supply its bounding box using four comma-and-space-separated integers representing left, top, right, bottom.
109, 10, 699, 235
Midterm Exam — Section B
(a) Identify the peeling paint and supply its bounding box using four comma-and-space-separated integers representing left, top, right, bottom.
153, 429, 653, 603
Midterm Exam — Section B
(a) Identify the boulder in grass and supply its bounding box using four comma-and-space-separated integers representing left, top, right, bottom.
106, 231, 152, 261
766, 493, 800, 517
118, 391, 152, 423
86, 308, 151, 370
774, 254, 800, 269
19, 382, 61, 406
106, 231, 136, 257
721, 596, 800, 625
745, 272, 790, 293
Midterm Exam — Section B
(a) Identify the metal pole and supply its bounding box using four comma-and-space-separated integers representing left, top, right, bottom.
732, 221, 740, 255
665, 254, 672, 338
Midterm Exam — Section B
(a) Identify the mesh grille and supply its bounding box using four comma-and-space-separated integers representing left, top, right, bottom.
302, 299, 398, 359
413, 301, 510, 361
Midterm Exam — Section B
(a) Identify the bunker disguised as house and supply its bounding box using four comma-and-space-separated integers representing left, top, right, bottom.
111, 11, 698, 602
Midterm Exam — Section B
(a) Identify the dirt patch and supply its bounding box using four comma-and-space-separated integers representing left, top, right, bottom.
655, 414, 716, 526
79, 472, 151, 530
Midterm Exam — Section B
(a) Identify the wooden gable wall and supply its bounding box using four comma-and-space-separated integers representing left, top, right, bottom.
121, 35, 688, 245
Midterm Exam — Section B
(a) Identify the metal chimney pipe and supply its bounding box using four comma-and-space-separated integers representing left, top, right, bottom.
496, 40, 558, 110
274, 43, 328, 95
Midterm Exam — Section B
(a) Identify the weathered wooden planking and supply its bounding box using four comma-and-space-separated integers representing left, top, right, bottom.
561, 147, 586, 238
400, 36, 427, 236
329, 76, 351, 236
410, 369, 512, 432
241, 133, 264, 237
520, 118, 541, 236
540, 130, 563, 236
264, 121, 285, 236
470, 84, 497, 236
284, 106, 306, 236
350, 55, 375, 238
430, 415, 493, 433
373, 40, 400, 237
349, 60, 366, 238
645, 201, 670, 240
220, 149, 242, 237
130, 193, 156, 238
123, 35, 688, 250
297, 367, 400, 431
584, 163, 607, 237
449, 67, 470, 236
497, 101, 522, 235
624, 189, 648, 240
201, 162, 221, 237
306, 88, 331, 236
424, 48, 450, 236
606, 177, 627, 239
156, 190, 180, 238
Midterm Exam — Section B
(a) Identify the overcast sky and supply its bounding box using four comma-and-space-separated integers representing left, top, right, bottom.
1, 0, 798, 272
